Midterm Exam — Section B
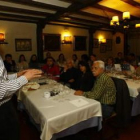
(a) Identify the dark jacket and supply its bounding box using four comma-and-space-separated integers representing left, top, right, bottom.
60, 67, 79, 89
112, 77, 131, 126
76, 71, 95, 91
4, 60, 16, 72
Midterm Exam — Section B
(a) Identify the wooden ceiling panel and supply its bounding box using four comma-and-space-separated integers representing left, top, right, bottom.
32, 0, 72, 8
0, 0, 140, 29
0, 1, 56, 14
134, 0, 140, 3
69, 14, 109, 24
81, 7, 108, 17
99, 0, 140, 18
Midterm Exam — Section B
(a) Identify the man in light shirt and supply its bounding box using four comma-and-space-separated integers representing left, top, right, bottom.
0, 53, 42, 140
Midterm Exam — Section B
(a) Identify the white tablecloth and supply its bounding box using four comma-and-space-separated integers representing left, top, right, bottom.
108, 73, 140, 98
18, 79, 102, 140
108, 73, 140, 116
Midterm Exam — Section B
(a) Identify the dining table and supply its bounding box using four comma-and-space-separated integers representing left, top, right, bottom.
17, 78, 102, 140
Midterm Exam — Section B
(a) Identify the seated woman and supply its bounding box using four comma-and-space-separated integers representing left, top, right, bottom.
56, 53, 66, 73
89, 54, 97, 68
42, 57, 60, 81
17, 54, 29, 70
29, 54, 39, 69
105, 57, 114, 72
4, 54, 16, 72
76, 61, 95, 91
72, 54, 79, 68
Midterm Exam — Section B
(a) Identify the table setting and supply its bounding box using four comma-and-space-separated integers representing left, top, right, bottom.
17, 77, 102, 140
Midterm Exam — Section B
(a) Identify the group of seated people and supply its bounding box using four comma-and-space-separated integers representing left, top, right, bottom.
105, 52, 140, 75
42, 56, 115, 118
4, 51, 139, 118
4, 54, 39, 72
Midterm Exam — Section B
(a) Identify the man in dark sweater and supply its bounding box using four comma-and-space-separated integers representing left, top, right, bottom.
60, 59, 79, 89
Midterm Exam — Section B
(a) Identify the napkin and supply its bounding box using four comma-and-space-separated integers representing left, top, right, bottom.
69, 98, 89, 107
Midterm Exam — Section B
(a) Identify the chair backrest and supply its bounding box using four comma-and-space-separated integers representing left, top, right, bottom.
111, 77, 131, 127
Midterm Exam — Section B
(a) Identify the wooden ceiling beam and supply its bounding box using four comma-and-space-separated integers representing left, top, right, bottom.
53, 19, 94, 28
1, 0, 64, 11
0, 12, 43, 21
48, 22, 89, 29
65, 16, 109, 26
93, 4, 140, 20
46, 0, 102, 22
121, 0, 140, 8
0, 5, 52, 17
0, 17, 37, 23
77, 11, 110, 21
93, 4, 122, 16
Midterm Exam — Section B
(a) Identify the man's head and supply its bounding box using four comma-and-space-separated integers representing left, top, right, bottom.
66, 59, 74, 69
117, 52, 123, 58
46, 57, 55, 66
92, 60, 105, 77
5, 54, 12, 62
90, 54, 96, 61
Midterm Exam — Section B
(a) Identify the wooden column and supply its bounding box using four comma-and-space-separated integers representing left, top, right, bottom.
88, 28, 96, 55
124, 29, 129, 56
36, 22, 46, 62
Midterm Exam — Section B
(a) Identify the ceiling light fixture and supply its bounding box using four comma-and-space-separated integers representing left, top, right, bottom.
110, 11, 140, 29
110, 11, 130, 28
110, 12, 130, 28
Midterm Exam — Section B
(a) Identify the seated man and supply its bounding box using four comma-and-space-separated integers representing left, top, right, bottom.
121, 58, 135, 75
75, 60, 116, 118
4, 54, 16, 72
60, 59, 79, 89
42, 57, 60, 81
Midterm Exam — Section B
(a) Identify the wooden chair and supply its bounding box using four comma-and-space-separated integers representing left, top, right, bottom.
100, 77, 131, 140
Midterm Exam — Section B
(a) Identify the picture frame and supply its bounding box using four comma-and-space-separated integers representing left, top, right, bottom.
74, 36, 87, 51
44, 34, 61, 51
15, 39, 32, 51
106, 39, 112, 51
93, 39, 99, 48
100, 44, 106, 53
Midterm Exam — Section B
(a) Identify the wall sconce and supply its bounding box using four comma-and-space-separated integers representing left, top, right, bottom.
135, 23, 140, 28
62, 35, 72, 44
0, 33, 8, 44
99, 38, 106, 44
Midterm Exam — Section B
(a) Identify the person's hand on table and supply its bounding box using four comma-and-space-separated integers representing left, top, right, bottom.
68, 79, 74, 83
63, 65, 68, 72
22, 69, 43, 80
17, 70, 28, 77
74, 90, 83, 96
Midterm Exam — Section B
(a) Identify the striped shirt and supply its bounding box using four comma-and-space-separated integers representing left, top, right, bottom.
0, 56, 28, 106
83, 72, 116, 105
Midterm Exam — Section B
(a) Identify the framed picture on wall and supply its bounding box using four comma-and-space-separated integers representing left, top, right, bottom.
74, 36, 87, 51
100, 44, 106, 53
106, 39, 112, 51
93, 39, 99, 48
44, 34, 61, 51
15, 39, 32, 51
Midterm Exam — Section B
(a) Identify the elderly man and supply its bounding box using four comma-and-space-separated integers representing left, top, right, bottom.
75, 60, 116, 118
60, 59, 79, 89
